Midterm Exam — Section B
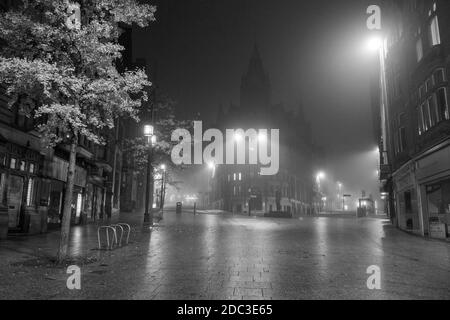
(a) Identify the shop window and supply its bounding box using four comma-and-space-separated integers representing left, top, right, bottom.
76, 193, 82, 218
26, 178, 34, 206
426, 184, 442, 217
29, 163, 35, 174
404, 191, 412, 213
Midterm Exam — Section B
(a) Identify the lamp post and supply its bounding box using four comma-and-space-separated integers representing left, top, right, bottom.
316, 171, 325, 213
143, 124, 155, 225
160, 164, 167, 216
337, 182, 343, 211
207, 162, 215, 208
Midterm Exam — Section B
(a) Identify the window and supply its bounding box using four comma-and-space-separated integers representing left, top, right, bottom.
434, 68, 446, 83
427, 95, 438, 126
233, 186, 236, 196
233, 173, 236, 181
29, 163, 35, 174
394, 128, 400, 154
416, 38, 423, 62
417, 107, 424, 135
429, 16, 441, 46
399, 127, 407, 152
10, 158, 16, 169
436, 87, 449, 120
227, 174, 230, 182
419, 84, 426, 99
421, 102, 430, 131
238, 172, 242, 181
425, 77, 434, 92
238, 186, 241, 195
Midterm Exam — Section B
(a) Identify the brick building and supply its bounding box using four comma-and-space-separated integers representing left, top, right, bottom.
377, 0, 450, 238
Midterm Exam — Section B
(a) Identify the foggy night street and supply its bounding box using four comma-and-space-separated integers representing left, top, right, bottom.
2, 0, 450, 307
1, 210, 449, 300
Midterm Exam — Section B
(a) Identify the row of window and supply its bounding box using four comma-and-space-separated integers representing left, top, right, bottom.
415, 4, 440, 63
0, 153, 37, 174
418, 87, 449, 135
228, 172, 243, 182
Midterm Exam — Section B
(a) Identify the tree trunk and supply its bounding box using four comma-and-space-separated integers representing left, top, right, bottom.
57, 140, 77, 264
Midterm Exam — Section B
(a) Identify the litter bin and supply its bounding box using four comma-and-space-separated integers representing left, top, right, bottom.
176, 202, 182, 214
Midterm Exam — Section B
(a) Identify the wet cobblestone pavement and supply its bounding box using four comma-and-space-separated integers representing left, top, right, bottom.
0, 210, 449, 300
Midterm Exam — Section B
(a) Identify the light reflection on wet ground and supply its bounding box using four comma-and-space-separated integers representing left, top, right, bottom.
0, 211, 449, 299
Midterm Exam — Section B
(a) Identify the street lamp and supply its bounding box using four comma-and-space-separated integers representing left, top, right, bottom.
143, 124, 155, 225
365, 35, 383, 52
316, 171, 325, 183
337, 182, 343, 210
315, 171, 325, 213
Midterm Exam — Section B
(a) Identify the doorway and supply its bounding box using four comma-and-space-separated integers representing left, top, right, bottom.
7, 175, 24, 228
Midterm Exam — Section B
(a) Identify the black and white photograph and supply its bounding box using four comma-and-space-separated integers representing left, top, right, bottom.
0, 0, 449, 307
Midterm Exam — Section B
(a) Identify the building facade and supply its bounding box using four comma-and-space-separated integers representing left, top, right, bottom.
377, 0, 450, 239
209, 45, 316, 217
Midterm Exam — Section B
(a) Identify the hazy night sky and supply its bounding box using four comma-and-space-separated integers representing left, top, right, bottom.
133, 0, 381, 201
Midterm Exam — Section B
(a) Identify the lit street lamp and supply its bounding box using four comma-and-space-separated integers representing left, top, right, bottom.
315, 171, 325, 213
337, 182, 343, 210
144, 124, 156, 226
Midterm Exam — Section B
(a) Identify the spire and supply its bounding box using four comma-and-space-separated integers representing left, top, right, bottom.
246, 43, 265, 79
240, 43, 271, 111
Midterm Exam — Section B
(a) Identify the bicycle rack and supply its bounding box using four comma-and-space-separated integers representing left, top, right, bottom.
97, 223, 131, 250
117, 223, 131, 245
97, 226, 117, 250
111, 224, 124, 247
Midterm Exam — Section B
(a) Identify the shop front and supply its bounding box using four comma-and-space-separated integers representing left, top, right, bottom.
392, 163, 421, 233
46, 156, 87, 228
415, 141, 450, 239
0, 141, 42, 233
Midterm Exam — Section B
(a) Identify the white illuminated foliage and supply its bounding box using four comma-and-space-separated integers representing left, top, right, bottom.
0, 0, 156, 146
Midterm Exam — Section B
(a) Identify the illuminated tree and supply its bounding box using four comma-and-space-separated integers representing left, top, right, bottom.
0, 0, 155, 262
